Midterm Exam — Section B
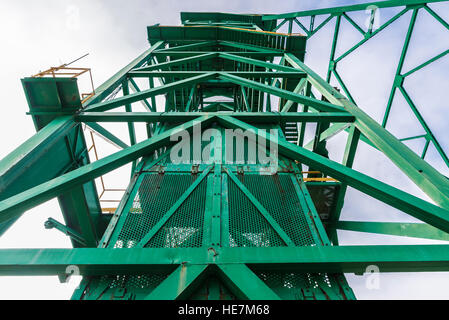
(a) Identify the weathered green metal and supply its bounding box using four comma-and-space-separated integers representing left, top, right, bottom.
76, 112, 354, 124
85, 122, 130, 149
86, 73, 216, 112
261, 0, 447, 20
216, 264, 281, 300
1, 1, 449, 300
84, 41, 164, 107
226, 169, 295, 247
329, 125, 360, 244
335, 221, 449, 241
135, 166, 213, 248
0, 99, 101, 245
145, 264, 209, 300
1, 245, 449, 275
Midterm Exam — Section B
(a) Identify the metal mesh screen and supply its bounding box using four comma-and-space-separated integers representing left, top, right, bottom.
92, 168, 349, 300
239, 174, 315, 246
145, 178, 207, 248
253, 270, 340, 300
113, 173, 195, 248
81, 272, 170, 300
101, 273, 169, 290
228, 177, 286, 247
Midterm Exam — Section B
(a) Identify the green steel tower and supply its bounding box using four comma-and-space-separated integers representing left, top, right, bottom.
1, 0, 449, 300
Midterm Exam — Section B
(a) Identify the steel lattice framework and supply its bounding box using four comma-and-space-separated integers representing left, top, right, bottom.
0, 0, 449, 300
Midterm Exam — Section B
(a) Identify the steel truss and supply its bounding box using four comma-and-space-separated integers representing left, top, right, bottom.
0, 0, 449, 300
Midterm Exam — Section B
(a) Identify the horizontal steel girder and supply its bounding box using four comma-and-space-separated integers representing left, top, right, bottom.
85, 73, 216, 112
75, 112, 354, 123
129, 71, 306, 79
2, 245, 449, 276
261, 0, 447, 20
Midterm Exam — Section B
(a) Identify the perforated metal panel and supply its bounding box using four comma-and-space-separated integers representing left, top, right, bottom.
238, 174, 316, 246
81, 166, 352, 300
146, 178, 206, 248
81, 272, 171, 300
228, 177, 286, 247
113, 173, 195, 248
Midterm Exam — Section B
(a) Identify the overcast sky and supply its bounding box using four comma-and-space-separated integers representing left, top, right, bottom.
0, 0, 448, 299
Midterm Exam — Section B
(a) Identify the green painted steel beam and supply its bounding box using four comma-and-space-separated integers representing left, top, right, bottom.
85, 122, 129, 149
382, 8, 418, 129
6, 2, 449, 299
219, 73, 346, 113
0, 115, 216, 223
334, 8, 409, 63
0, 116, 77, 235
180, 12, 264, 26
226, 169, 295, 247
402, 48, 449, 77
146, 27, 305, 57
217, 115, 449, 234
342, 12, 365, 36
424, 4, 449, 30
329, 125, 361, 244
398, 85, 449, 167
152, 51, 283, 57
136, 166, 213, 248
281, 79, 306, 112
240, 86, 250, 111
58, 185, 99, 247
122, 79, 137, 174
326, 14, 341, 83
84, 73, 216, 113
218, 40, 284, 54
0, 116, 74, 183
335, 221, 449, 241
308, 14, 334, 38
18, 78, 103, 247
145, 264, 209, 300
217, 264, 281, 300
285, 53, 449, 210
184, 86, 196, 112
294, 17, 311, 36
129, 71, 306, 79
100, 151, 170, 249
3, 245, 449, 275
304, 123, 351, 149
84, 41, 164, 107
261, 0, 446, 20
156, 40, 217, 52
134, 52, 217, 72
128, 78, 154, 112
76, 112, 354, 124
218, 52, 302, 73
44, 217, 87, 246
